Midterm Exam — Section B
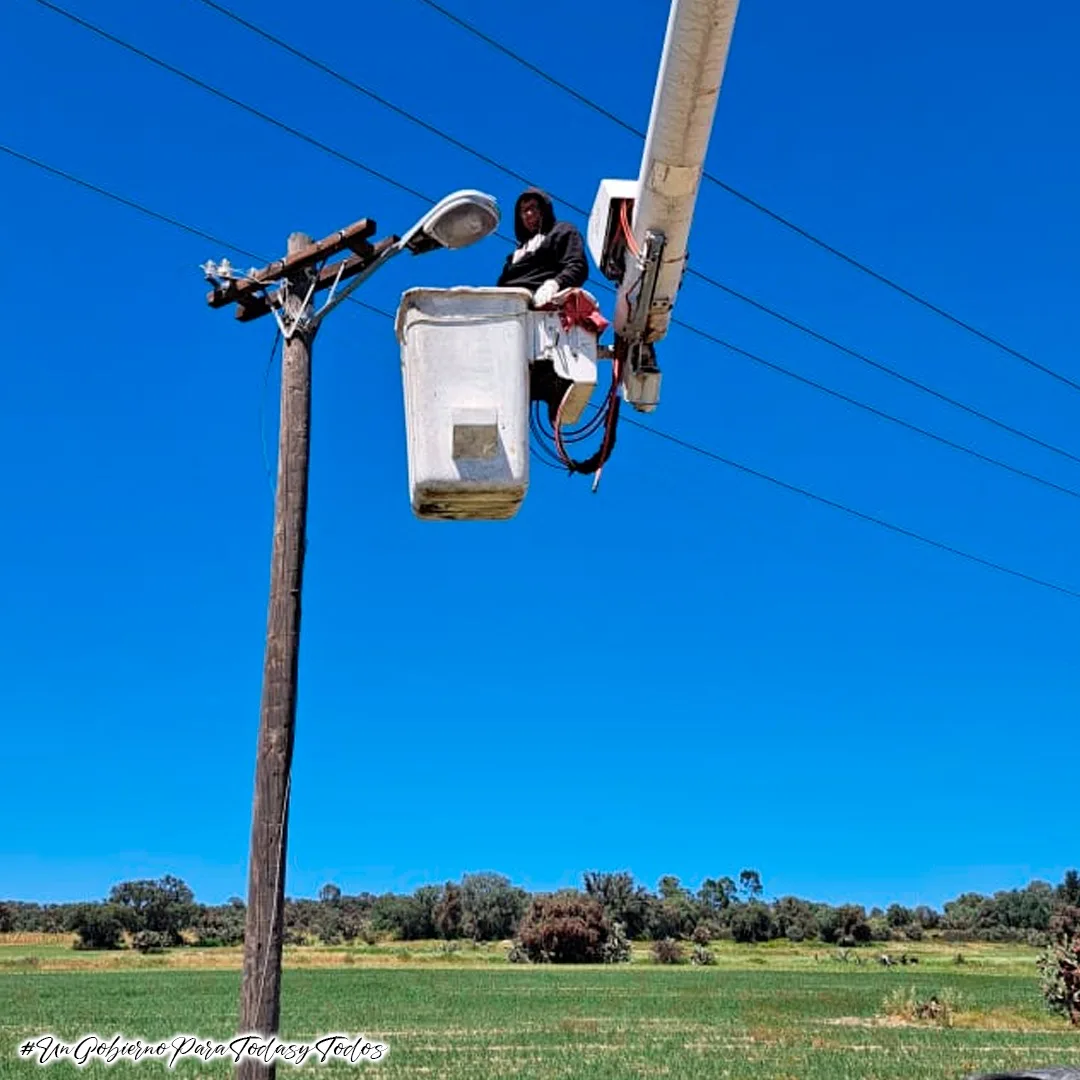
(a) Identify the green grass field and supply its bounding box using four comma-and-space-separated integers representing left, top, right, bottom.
2, 940, 1078, 1079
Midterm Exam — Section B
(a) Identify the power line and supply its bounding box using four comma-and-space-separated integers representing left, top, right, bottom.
31, 0, 432, 204
32, 0, 530, 254
412, 0, 1080, 396
671, 318, 1080, 501
31, 2, 1080, 501
30, 2, 1080, 488
2, 140, 1075, 603
413, 0, 643, 141
191, 0, 542, 195
620, 415, 1080, 601
0, 144, 389, 324
180, 0, 1080, 472
0, 142, 255, 258
681, 272, 1080, 467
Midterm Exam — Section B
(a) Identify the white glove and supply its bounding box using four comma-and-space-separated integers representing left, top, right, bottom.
533, 278, 561, 307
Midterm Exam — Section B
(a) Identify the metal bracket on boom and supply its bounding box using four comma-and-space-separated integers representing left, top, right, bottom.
624, 341, 661, 411
620, 229, 666, 413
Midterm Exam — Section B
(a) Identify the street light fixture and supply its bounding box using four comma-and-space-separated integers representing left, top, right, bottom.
312, 189, 500, 324
400, 189, 500, 254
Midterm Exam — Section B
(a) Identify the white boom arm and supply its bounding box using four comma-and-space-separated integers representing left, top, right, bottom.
587, 0, 740, 411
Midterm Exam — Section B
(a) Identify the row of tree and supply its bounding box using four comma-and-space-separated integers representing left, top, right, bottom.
4, 870, 1078, 951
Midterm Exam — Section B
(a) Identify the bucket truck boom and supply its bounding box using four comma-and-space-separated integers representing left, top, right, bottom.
587, 0, 741, 412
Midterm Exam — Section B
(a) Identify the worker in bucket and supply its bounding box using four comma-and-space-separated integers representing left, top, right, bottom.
497, 188, 588, 305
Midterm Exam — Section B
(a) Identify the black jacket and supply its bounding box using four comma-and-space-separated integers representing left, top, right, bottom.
497, 189, 589, 293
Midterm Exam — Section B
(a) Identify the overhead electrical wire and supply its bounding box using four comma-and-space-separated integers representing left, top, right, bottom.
177, 0, 1080, 472
27, 0, 1080, 496
411, 0, 1080, 396
191, 0, 540, 194
618, 416, 1080, 602
670, 319, 1080, 501
684, 271, 1080, 467
0, 143, 390, 326
0, 141, 254, 256
29, 0, 521, 254
2, 140, 1077, 602
31, 0, 432, 204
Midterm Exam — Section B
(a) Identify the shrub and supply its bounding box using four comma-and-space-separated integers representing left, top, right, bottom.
460, 874, 527, 942
194, 902, 245, 947
651, 938, 684, 965
868, 916, 891, 942
583, 873, 651, 940
904, 923, 924, 941
1038, 905, 1080, 1025
71, 905, 124, 950
951, 925, 984, 942
132, 930, 169, 954
691, 945, 716, 966
913, 905, 941, 930
696, 877, 738, 918
108, 877, 195, 946
886, 904, 914, 929
506, 941, 530, 964
647, 898, 695, 942
600, 922, 632, 964
692, 924, 712, 946
517, 893, 621, 964
433, 883, 464, 941
773, 897, 818, 943
818, 905, 872, 947
370, 891, 436, 941
730, 902, 774, 944
882, 986, 963, 1027
1059, 871, 1080, 907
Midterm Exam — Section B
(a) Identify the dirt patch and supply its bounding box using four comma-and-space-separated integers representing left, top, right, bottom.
828, 1012, 1076, 1035
950, 1009, 1075, 1033
827, 1015, 924, 1029
559, 1018, 601, 1034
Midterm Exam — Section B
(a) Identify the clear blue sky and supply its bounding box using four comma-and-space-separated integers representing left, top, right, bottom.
1, 0, 1077, 912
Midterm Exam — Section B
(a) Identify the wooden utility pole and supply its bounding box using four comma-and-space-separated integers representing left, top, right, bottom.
204, 218, 394, 1079
238, 232, 315, 1080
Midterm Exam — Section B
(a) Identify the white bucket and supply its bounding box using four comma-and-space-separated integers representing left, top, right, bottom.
396, 287, 532, 521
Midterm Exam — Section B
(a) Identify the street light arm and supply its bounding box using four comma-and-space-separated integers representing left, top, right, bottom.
309, 238, 405, 327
